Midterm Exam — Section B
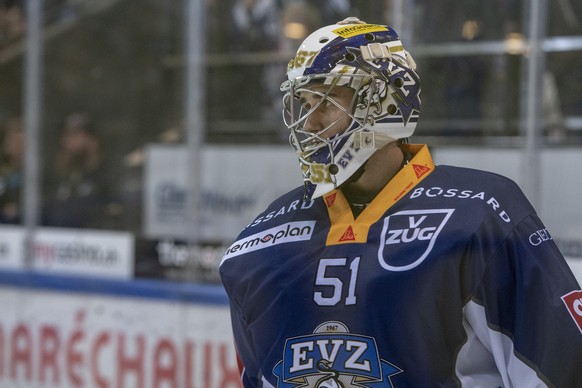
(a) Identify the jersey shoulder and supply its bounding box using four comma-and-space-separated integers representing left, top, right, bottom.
436, 165, 531, 202
435, 165, 522, 191
242, 186, 318, 230
415, 164, 536, 226
219, 185, 321, 286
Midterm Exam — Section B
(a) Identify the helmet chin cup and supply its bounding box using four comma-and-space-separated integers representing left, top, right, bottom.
282, 18, 421, 200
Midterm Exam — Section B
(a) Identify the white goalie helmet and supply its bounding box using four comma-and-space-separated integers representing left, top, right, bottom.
281, 17, 421, 200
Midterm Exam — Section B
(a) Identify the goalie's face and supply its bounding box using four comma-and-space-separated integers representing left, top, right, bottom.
299, 84, 355, 140
283, 81, 363, 200
285, 80, 359, 155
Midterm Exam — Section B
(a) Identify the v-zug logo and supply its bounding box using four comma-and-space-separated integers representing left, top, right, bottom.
273, 321, 402, 387
220, 221, 315, 264
378, 209, 454, 272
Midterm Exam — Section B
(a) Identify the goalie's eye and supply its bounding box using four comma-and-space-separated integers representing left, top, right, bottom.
301, 95, 338, 112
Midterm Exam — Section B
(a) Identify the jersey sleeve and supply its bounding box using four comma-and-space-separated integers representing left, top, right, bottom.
227, 297, 261, 387
463, 213, 582, 387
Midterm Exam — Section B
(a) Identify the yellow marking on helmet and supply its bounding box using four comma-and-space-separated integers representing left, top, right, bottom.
332, 24, 388, 38
337, 66, 350, 74
289, 50, 320, 70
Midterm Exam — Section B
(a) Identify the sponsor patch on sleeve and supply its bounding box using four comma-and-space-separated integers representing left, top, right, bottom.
562, 290, 582, 334
220, 221, 315, 264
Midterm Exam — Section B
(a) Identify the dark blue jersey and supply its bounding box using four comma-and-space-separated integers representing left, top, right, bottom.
219, 144, 582, 387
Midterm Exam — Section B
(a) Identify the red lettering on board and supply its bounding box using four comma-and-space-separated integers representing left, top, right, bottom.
116, 334, 145, 388
10, 324, 32, 381
153, 338, 178, 388
39, 325, 60, 384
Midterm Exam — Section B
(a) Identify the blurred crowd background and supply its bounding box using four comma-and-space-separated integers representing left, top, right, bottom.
0, 0, 581, 281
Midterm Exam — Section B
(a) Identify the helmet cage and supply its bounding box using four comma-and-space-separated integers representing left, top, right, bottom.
282, 73, 373, 156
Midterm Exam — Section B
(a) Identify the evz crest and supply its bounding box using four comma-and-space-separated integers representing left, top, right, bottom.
273, 321, 402, 387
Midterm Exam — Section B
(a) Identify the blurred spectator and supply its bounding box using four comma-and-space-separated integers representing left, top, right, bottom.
43, 113, 119, 229
279, 1, 321, 51
231, 0, 278, 52
229, 0, 279, 121
207, 0, 280, 123
0, 116, 23, 223
316, 0, 350, 26
0, 0, 25, 50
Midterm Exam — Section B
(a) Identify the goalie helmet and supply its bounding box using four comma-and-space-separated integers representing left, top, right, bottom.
281, 17, 421, 200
